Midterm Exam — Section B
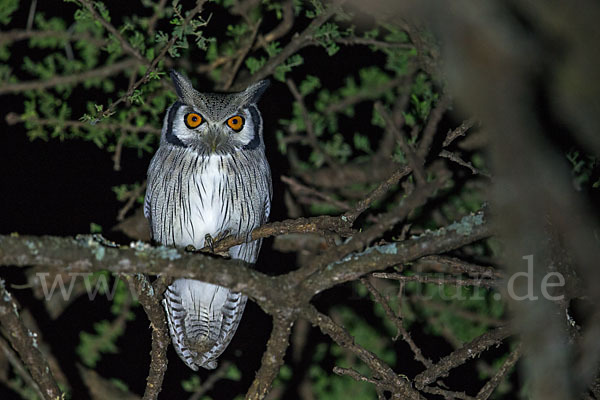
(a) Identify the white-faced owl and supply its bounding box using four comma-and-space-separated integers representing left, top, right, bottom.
144, 70, 272, 370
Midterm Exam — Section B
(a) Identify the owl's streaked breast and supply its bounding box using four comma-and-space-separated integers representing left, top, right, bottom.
145, 145, 270, 259
178, 155, 226, 248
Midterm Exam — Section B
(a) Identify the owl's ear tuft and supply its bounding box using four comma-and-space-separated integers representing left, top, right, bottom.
170, 69, 196, 104
243, 79, 270, 105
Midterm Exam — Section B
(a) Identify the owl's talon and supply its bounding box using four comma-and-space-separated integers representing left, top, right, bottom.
204, 234, 215, 252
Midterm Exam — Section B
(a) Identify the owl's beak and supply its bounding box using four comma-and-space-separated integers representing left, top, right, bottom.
205, 129, 222, 153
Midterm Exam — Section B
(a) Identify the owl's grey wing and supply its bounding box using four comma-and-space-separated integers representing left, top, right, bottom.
143, 192, 151, 221
230, 169, 271, 263
229, 239, 262, 264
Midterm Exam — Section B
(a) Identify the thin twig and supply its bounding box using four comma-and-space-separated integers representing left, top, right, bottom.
188, 361, 231, 400
93, 0, 208, 122
221, 20, 262, 91
421, 386, 476, 400
5, 113, 161, 136
416, 94, 452, 159
79, 0, 145, 62
324, 75, 408, 115
281, 175, 352, 211
0, 58, 138, 95
253, 0, 294, 50
414, 325, 513, 389
231, 0, 347, 91
361, 277, 433, 368
439, 150, 491, 178
476, 343, 522, 400
206, 214, 355, 254
117, 182, 147, 221
343, 166, 412, 224
443, 118, 476, 147
333, 366, 382, 385
332, 37, 414, 49
372, 272, 499, 288
286, 78, 338, 167
375, 102, 426, 185
26, 0, 37, 31
302, 305, 425, 399
417, 255, 503, 279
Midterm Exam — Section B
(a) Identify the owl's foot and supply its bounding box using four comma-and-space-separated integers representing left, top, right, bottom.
203, 231, 231, 257
183, 232, 231, 257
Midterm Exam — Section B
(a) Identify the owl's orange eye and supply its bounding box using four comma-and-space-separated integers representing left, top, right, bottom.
184, 113, 203, 129
226, 115, 244, 132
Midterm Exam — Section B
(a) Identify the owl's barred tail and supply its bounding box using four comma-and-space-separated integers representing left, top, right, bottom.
163, 278, 247, 370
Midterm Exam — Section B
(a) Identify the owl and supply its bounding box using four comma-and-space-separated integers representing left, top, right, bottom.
144, 70, 272, 370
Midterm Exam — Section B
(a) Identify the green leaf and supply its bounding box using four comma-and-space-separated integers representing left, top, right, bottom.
0, 0, 19, 25
90, 222, 103, 233
225, 364, 242, 381
77, 319, 124, 367
245, 56, 266, 75
299, 75, 321, 96
273, 54, 303, 81
181, 375, 201, 392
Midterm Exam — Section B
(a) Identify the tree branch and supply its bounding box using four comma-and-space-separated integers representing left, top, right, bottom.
302, 305, 425, 399
0, 212, 491, 315
0, 58, 138, 95
92, 0, 208, 122
476, 343, 522, 400
0, 280, 62, 400
78, 0, 145, 62
245, 316, 295, 400
124, 275, 170, 400
5, 113, 161, 136
414, 325, 514, 389
230, 0, 348, 91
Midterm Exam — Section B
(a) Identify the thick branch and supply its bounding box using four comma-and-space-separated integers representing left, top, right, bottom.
245, 316, 295, 400
295, 171, 452, 283
125, 275, 170, 400
0, 281, 62, 400
305, 211, 492, 295
0, 213, 492, 311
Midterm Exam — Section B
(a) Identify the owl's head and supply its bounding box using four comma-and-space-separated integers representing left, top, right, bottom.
161, 70, 270, 156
